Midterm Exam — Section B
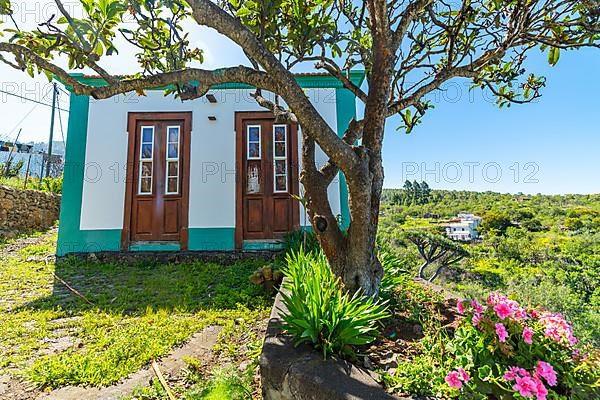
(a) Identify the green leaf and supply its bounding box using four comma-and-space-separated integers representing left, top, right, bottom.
477, 365, 493, 382
548, 47, 560, 66
236, 8, 252, 18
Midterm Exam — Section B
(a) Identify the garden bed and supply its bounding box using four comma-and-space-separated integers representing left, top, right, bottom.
265, 249, 600, 400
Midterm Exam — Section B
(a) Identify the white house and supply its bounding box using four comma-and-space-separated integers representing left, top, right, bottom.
445, 213, 482, 241
56, 72, 364, 256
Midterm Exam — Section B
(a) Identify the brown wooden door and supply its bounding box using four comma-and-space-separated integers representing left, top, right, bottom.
124, 113, 191, 249
236, 113, 299, 247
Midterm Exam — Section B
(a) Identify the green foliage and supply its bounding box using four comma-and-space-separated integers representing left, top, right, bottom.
175, 365, 255, 400
377, 241, 409, 301
0, 176, 62, 194
280, 249, 389, 358
0, 159, 23, 178
34, 177, 63, 194
282, 229, 320, 255
445, 295, 599, 399
230, 0, 337, 59
379, 189, 600, 347
479, 210, 513, 235
390, 180, 432, 206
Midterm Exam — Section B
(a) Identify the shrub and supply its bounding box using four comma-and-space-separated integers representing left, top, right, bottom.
279, 248, 389, 358
282, 229, 320, 254
0, 159, 24, 178
377, 241, 409, 301
444, 292, 599, 399
34, 177, 63, 194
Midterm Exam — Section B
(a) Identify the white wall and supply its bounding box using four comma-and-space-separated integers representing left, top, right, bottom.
80, 87, 341, 230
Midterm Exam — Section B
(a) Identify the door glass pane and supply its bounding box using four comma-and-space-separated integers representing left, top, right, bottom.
247, 164, 260, 194
167, 161, 178, 177
247, 125, 261, 160
168, 127, 180, 143
138, 126, 154, 195
142, 127, 153, 143
275, 175, 287, 192
249, 126, 260, 142
140, 177, 152, 194
167, 177, 178, 193
141, 144, 153, 159
141, 161, 152, 177
168, 143, 179, 159
273, 125, 288, 193
248, 143, 260, 159
274, 126, 286, 142
275, 160, 286, 175
275, 142, 286, 158
165, 126, 181, 194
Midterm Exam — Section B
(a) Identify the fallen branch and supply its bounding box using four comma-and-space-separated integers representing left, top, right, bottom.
50, 270, 94, 305
152, 361, 177, 400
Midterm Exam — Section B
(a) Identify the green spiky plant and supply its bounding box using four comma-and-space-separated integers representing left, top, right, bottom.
279, 248, 389, 358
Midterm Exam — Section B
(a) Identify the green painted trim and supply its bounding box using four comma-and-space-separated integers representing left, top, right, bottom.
335, 88, 356, 230
242, 241, 285, 251
61, 71, 366, 92
129, 243, 181, 251
188, 228, 235, 251
57, 230, 122, 255
57, 93, 91, 255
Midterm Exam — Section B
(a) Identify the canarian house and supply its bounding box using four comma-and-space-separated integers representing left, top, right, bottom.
444, 213, 482, 241
56, 72, 364, 256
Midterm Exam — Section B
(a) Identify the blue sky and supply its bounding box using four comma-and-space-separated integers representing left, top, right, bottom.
382, 48, 600, 194
0, 1, 598, 194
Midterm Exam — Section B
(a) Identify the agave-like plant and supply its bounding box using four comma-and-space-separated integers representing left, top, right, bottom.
279, 248, 389, 358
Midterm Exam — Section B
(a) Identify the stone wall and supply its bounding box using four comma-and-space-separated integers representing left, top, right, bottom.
0, 185, 61, 238
260, 286, 408, 400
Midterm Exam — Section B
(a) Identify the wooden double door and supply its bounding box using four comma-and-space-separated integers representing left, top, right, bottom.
235, 112, 300, 248
122, 112, 191, 249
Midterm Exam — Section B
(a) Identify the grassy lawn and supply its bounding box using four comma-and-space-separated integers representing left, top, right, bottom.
0, 230, 271, 397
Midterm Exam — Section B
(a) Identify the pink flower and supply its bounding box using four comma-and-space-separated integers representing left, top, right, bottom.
503, 366, 528, 381
457, 301, 465, 314
513, 375, 538, 398
445, 368, 470, 389
495, 323, 509, 342
487, 292, 504, 306
514, 307, 528, 320
470, 299, 484, 314
445, 371, 463, 389
494, 302, 513, 319
522, 326, 534, 345
457, 367, 470, 383
536, 361, 557, 386
538, 312, 578, 346
533, 375, 548, 400
471, 313, 482, 327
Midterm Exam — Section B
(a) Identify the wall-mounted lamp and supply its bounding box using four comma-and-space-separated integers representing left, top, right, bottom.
206, 94, 218, 103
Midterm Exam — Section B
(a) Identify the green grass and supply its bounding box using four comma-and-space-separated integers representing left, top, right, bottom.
0, 233, 271, 390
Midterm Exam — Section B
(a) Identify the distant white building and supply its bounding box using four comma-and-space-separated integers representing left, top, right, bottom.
445, 213, 482, 241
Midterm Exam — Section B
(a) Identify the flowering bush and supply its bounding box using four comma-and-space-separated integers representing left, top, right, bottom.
444, 292, 599, 399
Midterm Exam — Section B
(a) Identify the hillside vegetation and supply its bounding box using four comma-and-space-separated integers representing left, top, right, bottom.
378, 188, 600, 346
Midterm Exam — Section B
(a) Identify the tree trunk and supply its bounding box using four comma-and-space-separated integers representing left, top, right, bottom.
300, 130, 385, 298
297, 4, 392, 298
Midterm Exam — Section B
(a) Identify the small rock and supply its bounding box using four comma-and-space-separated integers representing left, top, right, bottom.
238, 360, 252, 372
234, 318, 245, 325
379, 353, 398, 369
363, 355, 374, 369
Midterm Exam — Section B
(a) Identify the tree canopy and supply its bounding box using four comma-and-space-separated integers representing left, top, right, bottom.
0, 0, 598, 295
